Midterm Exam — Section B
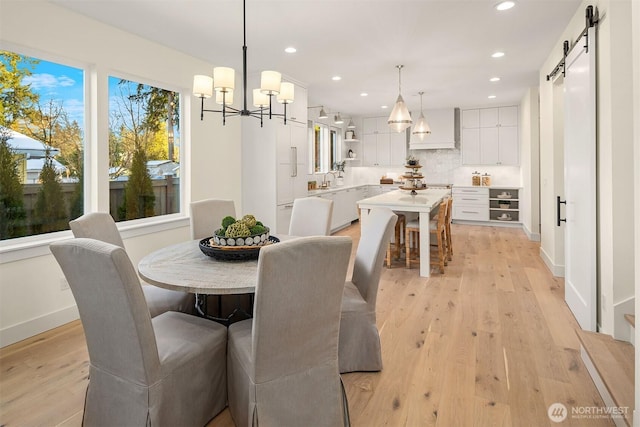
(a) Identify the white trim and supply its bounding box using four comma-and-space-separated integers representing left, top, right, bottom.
523, 223, 541, 241
540, 246, 565, 277
0, 216, 190, 264
0, 305, 79, 348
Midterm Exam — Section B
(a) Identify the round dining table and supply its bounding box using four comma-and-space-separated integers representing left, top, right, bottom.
138, 235, 293, 323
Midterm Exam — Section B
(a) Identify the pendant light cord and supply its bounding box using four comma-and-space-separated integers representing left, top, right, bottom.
397, 65, 404, 94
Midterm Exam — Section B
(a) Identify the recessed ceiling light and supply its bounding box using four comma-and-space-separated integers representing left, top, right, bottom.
488, 95, 497, 99
495, 1, 515, 11
332, 76, 342, 81
381, 105, 388, 109
284, 47, 297, 53
360, 92, 368, 97
490, 77, 501, 82
492, 51, 505, 58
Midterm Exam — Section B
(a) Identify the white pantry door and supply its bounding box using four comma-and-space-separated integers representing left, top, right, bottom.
563, 27, 597, 331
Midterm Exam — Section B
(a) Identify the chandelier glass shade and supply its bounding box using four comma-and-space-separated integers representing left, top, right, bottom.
192, 0, 292, 126
388, 65, 412, 133
412, 91, 431, 140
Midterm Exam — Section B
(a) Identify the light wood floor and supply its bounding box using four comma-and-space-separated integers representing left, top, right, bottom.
0, 223, 613, 426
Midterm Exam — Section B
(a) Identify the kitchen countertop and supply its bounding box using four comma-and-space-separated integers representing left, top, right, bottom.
307, 182, 454, 196
307, 183, 377, 196
453, 185, 522, 189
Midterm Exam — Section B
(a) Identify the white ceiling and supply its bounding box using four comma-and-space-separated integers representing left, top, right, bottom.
51, 0, 581, 117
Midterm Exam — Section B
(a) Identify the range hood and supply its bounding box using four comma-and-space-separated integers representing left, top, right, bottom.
409, 108, 460, 150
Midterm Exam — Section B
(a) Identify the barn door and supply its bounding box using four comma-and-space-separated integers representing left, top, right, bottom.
562, 26, 597, 331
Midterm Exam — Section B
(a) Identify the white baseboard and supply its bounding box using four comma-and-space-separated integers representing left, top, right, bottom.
539, 246, 565, 277
522, 223, 541, 242
0, 304, 79, 348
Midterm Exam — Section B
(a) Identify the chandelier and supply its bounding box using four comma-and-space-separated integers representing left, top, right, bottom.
192, 0, 293, 126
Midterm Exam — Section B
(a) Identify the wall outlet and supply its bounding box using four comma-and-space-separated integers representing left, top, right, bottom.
60, 277, 70, 291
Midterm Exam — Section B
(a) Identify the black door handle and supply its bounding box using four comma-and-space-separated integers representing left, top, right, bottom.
557, 196, 566, 226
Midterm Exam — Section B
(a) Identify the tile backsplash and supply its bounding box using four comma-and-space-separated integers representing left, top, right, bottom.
343, 148, 522, 187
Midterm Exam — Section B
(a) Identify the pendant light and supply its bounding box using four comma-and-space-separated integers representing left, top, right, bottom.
347, 118, 356, 129
387, 65, 412, 133
412, 91, 431, 140
334, 113, 344, 125
318, 106, 328, 119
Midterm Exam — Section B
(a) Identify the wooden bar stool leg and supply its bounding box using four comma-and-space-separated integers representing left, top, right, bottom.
385, 213, 406, 268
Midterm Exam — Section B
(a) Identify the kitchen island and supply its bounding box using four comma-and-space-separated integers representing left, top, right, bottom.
357, 188, 450, 278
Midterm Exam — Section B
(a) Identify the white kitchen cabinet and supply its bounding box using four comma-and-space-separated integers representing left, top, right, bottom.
461, 109, 479, 128
242, 86, 309, 232
270, 81, 308, 125
452, 186, 489, 221
461, 106, 519, 166
362, 133, 390, 166
276, 203, 294, 234
389, 131, 407, 165
479, 108, 499, 127
461, 128, 481, 164
452, 186, 522, 225
363, 116, 388, 134
362, 116, 406, 166
276, 121, 308, 205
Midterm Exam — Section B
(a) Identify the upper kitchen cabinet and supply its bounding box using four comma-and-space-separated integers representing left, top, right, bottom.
409, 108, 460, 149
242, 80, 309, 232
271, 81, 308, 125
461, 106, 519, 166
362, 116, 407, 166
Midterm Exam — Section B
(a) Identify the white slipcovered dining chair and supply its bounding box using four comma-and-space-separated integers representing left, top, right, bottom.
339, 207, 397, 373
190, 198, 236, 240
227, 236, 353, 427
288, 197, 334, 236
50, 238, 228, 426
69, 212, 194, 318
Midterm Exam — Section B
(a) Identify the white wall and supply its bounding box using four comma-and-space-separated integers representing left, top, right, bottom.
538, 0, 636, 337
0, 1, 242, 346
632, 0, 640, 420
519, 88, 541, 241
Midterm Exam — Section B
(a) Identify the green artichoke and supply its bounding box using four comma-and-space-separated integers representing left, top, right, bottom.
225, 221, 251, 238
240, 214, 257, 228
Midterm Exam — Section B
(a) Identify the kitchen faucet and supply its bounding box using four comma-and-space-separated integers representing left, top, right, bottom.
322, 171, 336, 188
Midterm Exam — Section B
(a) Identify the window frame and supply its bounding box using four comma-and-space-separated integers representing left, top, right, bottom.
0, 48, 191, 263
106, 71, 183, 222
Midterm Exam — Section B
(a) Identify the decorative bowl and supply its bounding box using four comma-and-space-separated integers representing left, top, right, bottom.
199, 235, 280, 261
211, 227, 270, 247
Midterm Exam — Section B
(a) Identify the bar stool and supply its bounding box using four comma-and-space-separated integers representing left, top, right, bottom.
385, 213, 406, 267
444, 196, 453, 261
405, 199, 448, 274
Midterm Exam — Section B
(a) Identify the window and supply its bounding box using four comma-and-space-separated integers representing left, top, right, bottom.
309, 122, 342, 174
108, 76, 181, 222
0, 50, 85, 240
